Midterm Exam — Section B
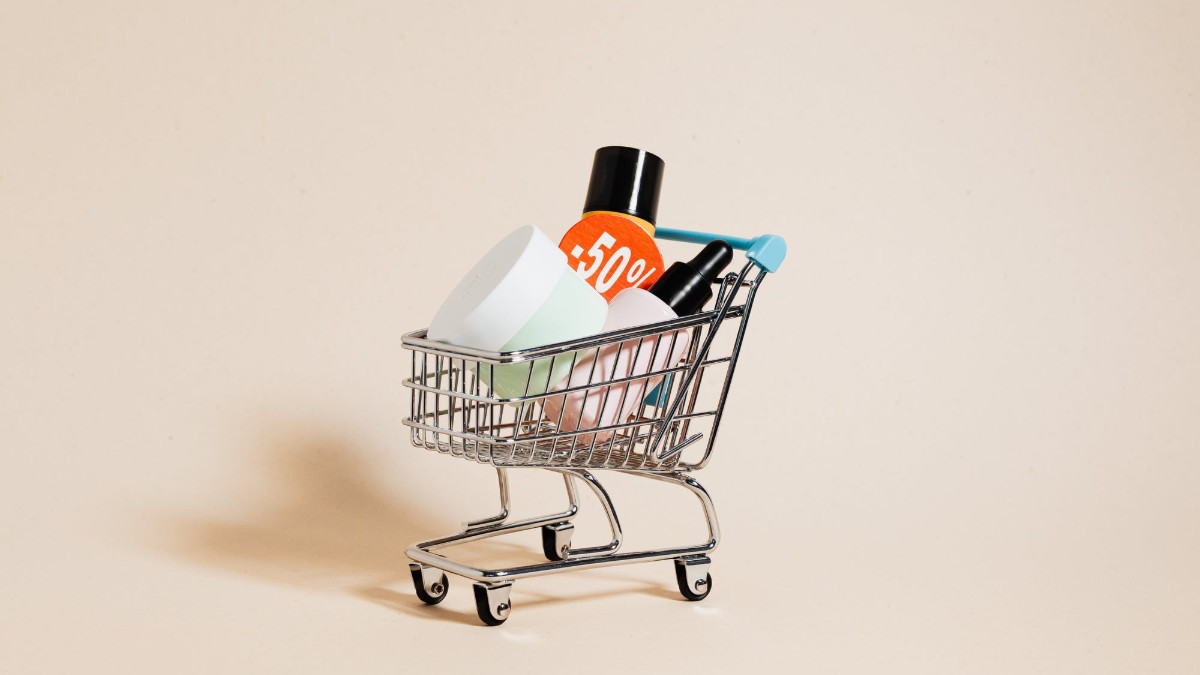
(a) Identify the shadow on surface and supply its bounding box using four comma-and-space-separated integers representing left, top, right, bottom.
156, 431, 674, 622
158, 433, 445, 591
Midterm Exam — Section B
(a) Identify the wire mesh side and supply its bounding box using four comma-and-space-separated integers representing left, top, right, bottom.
404, 264, 763, 471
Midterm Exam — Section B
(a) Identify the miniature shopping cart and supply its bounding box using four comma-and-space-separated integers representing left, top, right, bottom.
402, 227, 786, 625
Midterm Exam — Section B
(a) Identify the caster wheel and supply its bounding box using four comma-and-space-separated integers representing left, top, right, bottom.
410, 565, 449, 605
473, 583, 512, 626
677, 572, 712, 601
541, 522, 574, 561
674, 558, 713, 601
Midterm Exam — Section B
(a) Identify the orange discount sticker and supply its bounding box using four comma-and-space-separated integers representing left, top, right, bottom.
559, 214, 664, 301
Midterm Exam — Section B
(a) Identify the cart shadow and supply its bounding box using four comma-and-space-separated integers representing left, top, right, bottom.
156, 432, 452, 593
155, 431, 677, 619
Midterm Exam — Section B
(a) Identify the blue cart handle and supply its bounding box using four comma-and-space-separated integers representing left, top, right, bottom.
654, 226, 787, 273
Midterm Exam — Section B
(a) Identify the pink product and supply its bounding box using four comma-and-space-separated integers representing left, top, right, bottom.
542, 288, 692, 445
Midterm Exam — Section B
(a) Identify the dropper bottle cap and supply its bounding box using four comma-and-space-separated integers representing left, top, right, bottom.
648, 240, 734, 316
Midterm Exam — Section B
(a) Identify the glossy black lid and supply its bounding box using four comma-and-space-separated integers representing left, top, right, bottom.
582, 146, 665, 225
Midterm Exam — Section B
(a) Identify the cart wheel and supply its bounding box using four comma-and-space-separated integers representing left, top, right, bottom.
410, 565, 449, 605
541, 522, 574, 561
472, 583, 512, 626
674, 558, 713, 601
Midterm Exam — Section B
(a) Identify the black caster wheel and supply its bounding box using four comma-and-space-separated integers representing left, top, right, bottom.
541, 522, 574, 561
674, 559, 713, 601
473, 583, 513, 626
410, 566, 449, 605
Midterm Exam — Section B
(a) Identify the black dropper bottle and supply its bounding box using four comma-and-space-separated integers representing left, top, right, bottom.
647, 241, 734, 315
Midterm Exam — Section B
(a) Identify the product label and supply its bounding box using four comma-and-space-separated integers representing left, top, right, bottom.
559, 214, 664, 301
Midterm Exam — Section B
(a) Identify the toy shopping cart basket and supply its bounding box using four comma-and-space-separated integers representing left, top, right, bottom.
402, 227, 786, 625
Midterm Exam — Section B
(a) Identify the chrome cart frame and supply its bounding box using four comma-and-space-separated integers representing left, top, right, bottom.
402, 227, 786, 625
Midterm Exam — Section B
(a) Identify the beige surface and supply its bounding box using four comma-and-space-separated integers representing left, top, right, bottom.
2, 1, 1199, 673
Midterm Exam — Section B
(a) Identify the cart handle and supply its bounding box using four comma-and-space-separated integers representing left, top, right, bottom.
654, 227, 787, 273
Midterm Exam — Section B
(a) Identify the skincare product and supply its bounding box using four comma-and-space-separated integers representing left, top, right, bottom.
560, 146, 667, 300
582, 146, 664, 236
427, 225, 607, 399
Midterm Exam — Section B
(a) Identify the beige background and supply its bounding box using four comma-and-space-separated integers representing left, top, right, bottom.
2, 1, 1198, 673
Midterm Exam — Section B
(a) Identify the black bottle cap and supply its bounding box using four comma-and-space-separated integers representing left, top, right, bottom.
582, 146, 665, 225
648, 240, 734, 316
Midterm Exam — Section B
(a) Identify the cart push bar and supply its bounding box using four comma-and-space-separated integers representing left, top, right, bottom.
654, 226, 787, 273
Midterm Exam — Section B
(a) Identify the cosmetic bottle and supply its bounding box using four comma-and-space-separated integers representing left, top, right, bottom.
427, 225, 607, 400
560, 147, 667, 300
582, 146, 664, 236
542, 240, 733, 444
